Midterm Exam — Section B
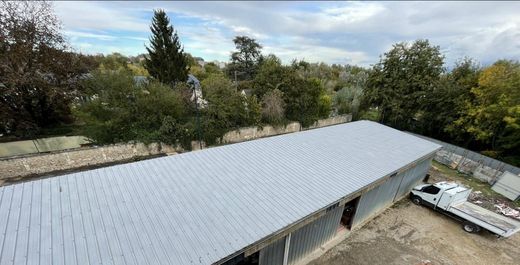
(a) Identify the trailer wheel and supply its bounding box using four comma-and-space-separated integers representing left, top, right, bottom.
462, 222, 480, 233
411, 196, 422, 205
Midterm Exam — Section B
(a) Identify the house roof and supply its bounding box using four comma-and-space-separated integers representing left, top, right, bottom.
0, 121, 441, 265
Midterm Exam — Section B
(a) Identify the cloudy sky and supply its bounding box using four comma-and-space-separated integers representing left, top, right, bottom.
54, 1, 520, 67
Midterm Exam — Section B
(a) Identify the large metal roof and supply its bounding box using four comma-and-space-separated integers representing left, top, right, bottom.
0, 121, 441, 265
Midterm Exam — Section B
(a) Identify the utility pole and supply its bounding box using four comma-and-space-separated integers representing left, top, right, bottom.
194, 90, 203, 150
189, 75, 203, 150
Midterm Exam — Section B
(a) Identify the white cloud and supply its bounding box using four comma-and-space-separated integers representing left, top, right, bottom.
264, 43, 369, 66
64, 30, 116, 41
54, 1, 149, 32
53, 1, 520, 67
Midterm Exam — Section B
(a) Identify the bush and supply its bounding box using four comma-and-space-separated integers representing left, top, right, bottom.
261, 89, 285, 125
318, 93, 332, 118
200, 74, 260, 145
75, 71, 186, 145
333, 86, 363, 117
282, 77, 329, 127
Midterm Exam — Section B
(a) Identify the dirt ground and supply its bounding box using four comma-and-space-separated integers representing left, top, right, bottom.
309, 165, 520, 265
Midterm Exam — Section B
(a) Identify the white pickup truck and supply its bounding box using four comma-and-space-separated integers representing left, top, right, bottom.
410, 181, 520, 238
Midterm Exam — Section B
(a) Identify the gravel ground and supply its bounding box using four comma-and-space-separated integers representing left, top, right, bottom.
309, 167, 520, 265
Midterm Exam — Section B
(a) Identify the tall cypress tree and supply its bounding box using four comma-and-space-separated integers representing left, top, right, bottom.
145, 9, 189, 85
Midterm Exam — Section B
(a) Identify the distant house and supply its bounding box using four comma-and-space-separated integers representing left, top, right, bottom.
194, 56, 205, 67
213, 60, 227, 69
188, 74, 208, 108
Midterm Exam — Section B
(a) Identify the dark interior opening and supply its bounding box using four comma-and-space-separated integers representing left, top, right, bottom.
340, 196, 360, 230
423, 173, 431, 183
223, 252, 259, 265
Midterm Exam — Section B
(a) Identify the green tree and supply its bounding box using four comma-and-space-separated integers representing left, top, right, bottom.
75, 71, 186, 145
144, 9, 189, 85
253, 57, 330, 127
98, 53, 129, 71
422, 58, 480, 142
191, 62, 224, 81
227, 36, 263, 81
334, 86, 363, 117
363, 39, 444, 131
453, 60, 520, 163
282, 77, 330, 127
0, 1, 95, 138
200, 74, 260, 144
252, 54, 286, 97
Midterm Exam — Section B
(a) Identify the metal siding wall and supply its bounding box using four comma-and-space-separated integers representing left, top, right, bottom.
351, 171, 404, 227
352, 157, 433, 228
259, 236, 286, 265
287, 205, 343, 265
395, 157, 432, 199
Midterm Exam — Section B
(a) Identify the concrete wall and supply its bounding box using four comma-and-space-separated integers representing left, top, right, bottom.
409, 133, 520, 184
0, 114, 352, 181
434, 148, 506, 183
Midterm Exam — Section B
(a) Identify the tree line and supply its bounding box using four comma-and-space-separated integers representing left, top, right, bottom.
362, 40, 520, 166
1, 1, 519, 166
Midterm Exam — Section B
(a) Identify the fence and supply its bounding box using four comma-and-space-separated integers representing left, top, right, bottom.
409, 133, 520, 183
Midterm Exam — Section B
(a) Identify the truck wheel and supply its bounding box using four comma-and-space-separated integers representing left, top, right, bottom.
411, 196, 422, 205
463, 222, 480, 233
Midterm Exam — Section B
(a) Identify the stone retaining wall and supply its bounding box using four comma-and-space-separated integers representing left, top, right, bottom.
221, 114, 352, 144
0, 114, 352, 181
0, 143, 180, 181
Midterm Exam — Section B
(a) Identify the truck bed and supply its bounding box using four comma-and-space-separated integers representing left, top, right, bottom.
450, 202, 520, 236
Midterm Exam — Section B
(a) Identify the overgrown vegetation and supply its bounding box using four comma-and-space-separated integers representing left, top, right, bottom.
74, 70, 190, 146
362, 40, 520, 166
0, 1, 98, 138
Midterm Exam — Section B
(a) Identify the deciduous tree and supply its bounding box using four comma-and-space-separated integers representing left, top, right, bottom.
363, 39, 444, 131
200, 74, 260, 144
75, 71, 186, 145
453, 60, 520, 163
226, 36, 263, 81
0, 0, 94, 137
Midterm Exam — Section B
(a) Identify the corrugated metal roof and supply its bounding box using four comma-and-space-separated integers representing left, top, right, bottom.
0, 121, 441, 265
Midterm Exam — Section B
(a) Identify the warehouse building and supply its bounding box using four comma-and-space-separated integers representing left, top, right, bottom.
0, 121, 440, 265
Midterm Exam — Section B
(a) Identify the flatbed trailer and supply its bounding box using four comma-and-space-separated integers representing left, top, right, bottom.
410, 181, 520, 237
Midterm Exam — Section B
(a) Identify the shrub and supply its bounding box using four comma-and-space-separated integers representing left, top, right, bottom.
261, 89, 285, 125
75, 71, 186, 145
200, 74, 260, 145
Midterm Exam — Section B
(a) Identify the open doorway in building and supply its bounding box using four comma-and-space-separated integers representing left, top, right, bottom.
340, 196, 360, 230
223, 252, 259, 265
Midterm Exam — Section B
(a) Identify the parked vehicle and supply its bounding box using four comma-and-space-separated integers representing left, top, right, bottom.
410, 181, 520, 237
